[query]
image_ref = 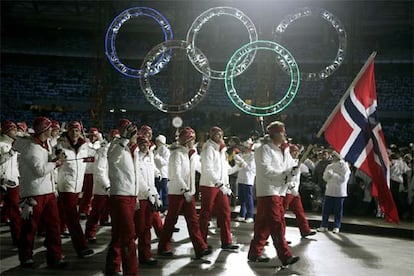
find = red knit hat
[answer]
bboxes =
[1,120,17,134]
[266,121,286,135]
[109,129,120,138]
[51,120,60,130]
[67,121,82,132]
[139,125,152,135]
[17,121,27,132]
[89,127,99,137]
[117,119,132,134]
[178,127,196,145]
[209,126,223,137]
[137,135,150,146]
[33,117,52,135]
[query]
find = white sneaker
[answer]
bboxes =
[244,218,254,223]
[332,227,340,234]
[234,216,245,222]
[317,227,328,232]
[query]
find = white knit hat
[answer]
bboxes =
[155,134,166,144]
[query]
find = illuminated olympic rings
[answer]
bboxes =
[105,7,173,78]
[186,6,258,80]
[139,40,211,113]
[224,40,300,117]
[273,7,347,81]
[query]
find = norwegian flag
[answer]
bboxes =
[322,53,399,223]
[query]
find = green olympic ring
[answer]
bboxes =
[224,40,300,116]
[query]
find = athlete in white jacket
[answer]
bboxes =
[199,126,240,250]
[15,116,66,268]
[158,127,212,258]
[105,119,139,275]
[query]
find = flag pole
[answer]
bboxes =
[316,51,377,138]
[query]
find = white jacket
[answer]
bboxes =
[168,143,200,195]
[323,159,350,197]
[200,139,239,188]
[236,151,256,186]
[135,149,158,200]
[286,161,309,196]
[107,138,138,196]
[154,144,170,178]
[56,138,89,193]
[85,140,101,174]
[93,142,110,195]
[254,140,297,197]
[15,136,56,198]
[0,134,20,184]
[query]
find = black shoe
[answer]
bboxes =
[248,255,270,263]
[282,256,300,266]
[158,250,173,257]
[302,230,317,238]
[47,259,67,269]
[60,231,70,238]
[196,247,213,258]
[78,248,94,258]
[88,237,97,244]
[100,221,111,226]
[221,243,239,250]
[139,258,157,265]
[20,259,35,268]
[173,227,180,232]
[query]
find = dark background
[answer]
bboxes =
[1,0,413,144]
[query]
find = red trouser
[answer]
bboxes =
[58,192,88,255]
[283,194,312,236]
[248,196,292,264]
[152,211,163,238]
[3,186,22,245]
[105,195,137,275]
[79,174,93,215]
[158,195,207,255]
[134,200,160,261]
[19,193,63,264]
[85,194,109,239]
[199,186,232,245]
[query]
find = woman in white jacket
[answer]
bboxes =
[317,151,351,234]
[55,121,94,258]
[158,127,212,258]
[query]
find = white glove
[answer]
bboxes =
[216,183,232,196]
[183,191,192,203]
[20,198,37,220]
[135,199,140,210]
[154,194,162,209]
[148,194,156,205]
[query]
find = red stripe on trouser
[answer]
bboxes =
[134,200,155,261]
[19,193,63,263]
[85,194,109,238]
[58,192,88,254]
[105,195,137,275]
[283,194,311,236]
[199,186,232,245]
[79,174,93,215]
[3,186,22,245]
[158,195,207,255]
[248,196,292,263]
